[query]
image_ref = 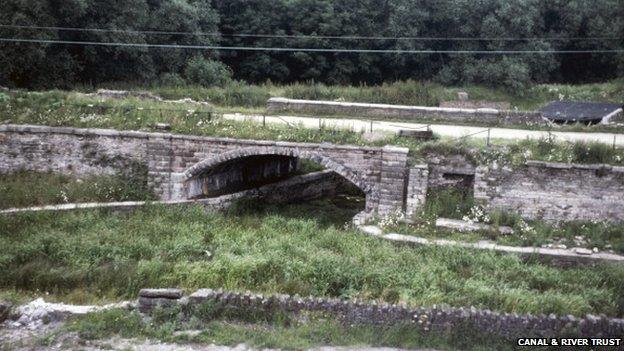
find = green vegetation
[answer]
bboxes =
[3,1,623,92]
[1,204,623,317]
[423,187,475,220]
[391,176,624,254]
[509,138,623,165]
[76,78,624,111]
[60,306,510,351]
[277,79,624,111]
[392,213,624,255]
[0,171,155,209]
[3,89,624,168]
[183,56,233,88]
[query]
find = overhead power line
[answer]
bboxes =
[1,37,623,54]
[0,24,622,42]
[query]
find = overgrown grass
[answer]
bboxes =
[393,214,624,255]
[282,80,443,106]
[87,78,624,110]
[3,89,624,167]
[62,306,511,351]
[0,171,155,209]
[393,179,624,254]
[0,90,380,146]
[423,187,474,220]
[509,138,623,165]
[1,204,623,317]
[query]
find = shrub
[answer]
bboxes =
[284,82,337,101]
[0,92,9,103]
[572,141,614,164]
[158,73,187,87]
[436,58,532,96]
[218,81,270,107]
[184,56,232,87]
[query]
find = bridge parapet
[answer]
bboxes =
[0,124,409,216]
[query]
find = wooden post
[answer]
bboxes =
[486,128,491,146]
[262,114,266,127]
[370,120,373,133]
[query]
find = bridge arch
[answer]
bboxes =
[183,146,377,211]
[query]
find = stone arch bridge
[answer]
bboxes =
[0,125,410,216]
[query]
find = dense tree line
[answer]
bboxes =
[1,0,622,91]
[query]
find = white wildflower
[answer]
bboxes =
[379,210,405,229]
[463,206,490,223]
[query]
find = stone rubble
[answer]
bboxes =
[2,298,133,330]
[435,217,513,235]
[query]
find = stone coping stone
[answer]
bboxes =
[0,124,407,154]
[268,97,538,115]
[0,199,198,215]
[382,233,624,265]
[436,218,513,235]
[358,225,383,236]
[357,225,624,266]
[525,160,624,172]
[139,288,183,299]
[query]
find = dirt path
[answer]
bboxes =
[223,113,624,146]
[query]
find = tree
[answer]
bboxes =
[184,55,232,86]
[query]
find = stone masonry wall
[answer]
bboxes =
[475,160,624,222]
[405,165,428,216]
[267,97,545,125]
[377,146,409,214]
[0,126,146,177]
[139,288,624,341]
[0,124,407,215]
[425,152,475,189]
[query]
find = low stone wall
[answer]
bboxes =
[439,100,511,110]
[138,288,624,340]
[267,97,545,125]
[475,161,624,223]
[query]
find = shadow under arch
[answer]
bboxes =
[183,146,378,213]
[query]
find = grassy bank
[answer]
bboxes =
[0,171,155,209]
[1,203,623,317]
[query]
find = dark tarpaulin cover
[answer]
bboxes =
[539,101,623,122]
